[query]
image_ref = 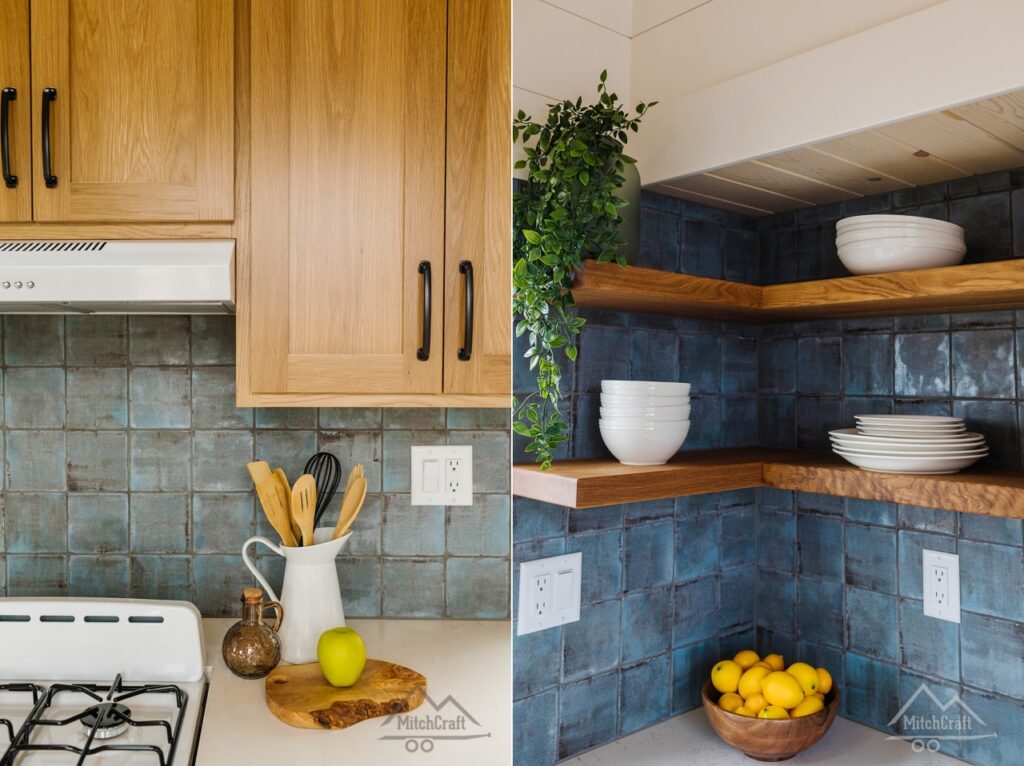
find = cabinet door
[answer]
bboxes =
[0,0,31,222]
[443,0,512,395]
[29,0,233,222]
[249,0,446,395]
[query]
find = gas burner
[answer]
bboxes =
[80,702,132,740]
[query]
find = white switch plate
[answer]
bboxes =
[517,552,581,636]
[410,446,472,506]
[923,549,960,623]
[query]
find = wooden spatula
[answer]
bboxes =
[332,476,367,540]
[273,468,301,542]
[255,476,298,547]
[247,460,273,488]
[291,474,317,547]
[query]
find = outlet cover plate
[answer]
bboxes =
[517,552,581,636]
[923,549,960,623]
[410,446,472,506]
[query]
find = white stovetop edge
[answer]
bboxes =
[565,708,965,766]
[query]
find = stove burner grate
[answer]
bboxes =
[0,683,42,744]
[80,702,132,740]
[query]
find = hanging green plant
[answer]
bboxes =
[513,71,655,469]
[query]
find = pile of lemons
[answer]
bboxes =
[710,650,833,720]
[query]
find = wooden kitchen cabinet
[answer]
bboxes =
[240,0,510,407]
[0,0,31,222]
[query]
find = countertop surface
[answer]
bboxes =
[566,709,964,765]
[196,617,511,766]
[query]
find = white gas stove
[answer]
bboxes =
[0,599,208,766]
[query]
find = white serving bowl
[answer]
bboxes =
[837,214,964,234]
[599,421,690,465]
[601,380,691,397]
[600,416,690,429]
[835,231,964,249]
[836,223,964,237]
[600,392,691,408]
[600,404,691,420]
[837,238,966,275]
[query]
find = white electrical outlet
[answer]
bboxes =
[923,549,960,623]
[517,552,581,635]
[410,446,472,506]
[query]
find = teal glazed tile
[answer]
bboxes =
[898,529,957,600]
[675,513,719,582]
[5,368,65,427]
[7,431,65,490]
[446,408,508,430]
[318,408,382,429]
[254,408,317,429]
[5,493,66,553]
[720,509,756,569]
[382,495,444,556]
[66,368,128,429]
[625,498,674,525]
[339,493,381,556]
[191,316,235,365]
[719,566,755,629]
[620,654,671,736]
[66,431,127,491]
[68,494,128,554]
[6,555,67,596]
[69,556,128,598]
[960,688,1024,766]
[193,493,255,554]
[952,329,1015,398]
[959,540,1024,621]
[843,653,899,731]
[382,559,444,617]
[336,557,382,618]
[65,316,127,366]
[631,328,679,382]
[445,557,508,618]
[757,509,795,574]
[756,570,795,634]
[624,520,673,591]
[558,671,618,759]
[567,529,621,604]
[797,514,844,580]
[129,316,190,364]
[899,504,957,535]
[192,431,253,491]
[846,587,899,661]
[130,431,190,491]
[845,523,897,593]
[845,498,897,527]
[673,576,719,646]
[562,600,622,681]
[381,430,445,492]
[131,556,191,602]
[253,429,316,482]
[621,587,672,663]
[450,430,510,493]
[797,577,843,647]
[4,316,64,365]
[961,612,1024,698]
[514,691,558,766]
[843,334,893,395]
[796,490,844,516]
[384,408,445,429]
[446,494,510,556]
[959,513,1023,546]
[129,367,190,428]
[895,332,950,397]
[672,637,717,714]
[193,555,254,616]
[514,627,562,698]
[678,335,722,394]
[318,431,382,492]
[897,671,964,760]
[130,494,189,553]
[192,367,252,428]
[899,599,960,682]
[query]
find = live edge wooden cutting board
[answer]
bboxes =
[265,660,427,729]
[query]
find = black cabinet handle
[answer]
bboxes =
[1,88,16,189]
[457,260,474,361]
[417,261,431,361]
[41,88,57,188]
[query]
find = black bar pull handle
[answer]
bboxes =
[457,260,474,361]
[1,87,16,189]
[41,87,57,188]
[417,261,431,361]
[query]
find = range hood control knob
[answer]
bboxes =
[13,281,22,289]
[26,281,33,288]
[1,282,8,289]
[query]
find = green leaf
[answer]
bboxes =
[522,229,542,245]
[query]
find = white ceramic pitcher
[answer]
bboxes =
[242,529,352,664]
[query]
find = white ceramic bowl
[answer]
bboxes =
[837,214,964,234]
[599,421,690,465]
[600,392,691,408]
[836,223,964,238]
[601,380,691,397]
[837,238,966,275]
[835,231,964,249]
[833,448,986,474]
[600,416,690,429]
[600,404,691,420]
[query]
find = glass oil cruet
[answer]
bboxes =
[221,587,285,679]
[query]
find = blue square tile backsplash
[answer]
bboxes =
[513,177,1024,765]
[0,315,510,620]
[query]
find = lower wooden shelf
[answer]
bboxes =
[513,448,1024,518]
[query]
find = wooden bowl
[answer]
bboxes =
[701,680,840,761]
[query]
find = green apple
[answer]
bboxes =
[317,627,366,687]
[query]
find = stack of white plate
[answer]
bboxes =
[830,415,988,474]
[599,380,691,465]
[836,214,966,275]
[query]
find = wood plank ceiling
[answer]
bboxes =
[651,90,1024,216]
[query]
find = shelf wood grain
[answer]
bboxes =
[513,448,1024,518]
[571,259,1024,322]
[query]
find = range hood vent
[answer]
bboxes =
[0,240,234,314]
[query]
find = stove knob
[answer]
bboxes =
[13,281,22,289]
[1,282,8,289]
[26,281,34,288]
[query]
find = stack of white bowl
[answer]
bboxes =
[599,380,691,465]
[830,415,988,474]
[836,214,966,275]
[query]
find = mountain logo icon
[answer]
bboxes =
[379,690,491,753]
[886,682,996,753]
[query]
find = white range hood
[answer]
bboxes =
[0,239,235,314]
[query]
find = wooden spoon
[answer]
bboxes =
[291,474,317,546]
[246,460,272,487]
[255,476,298,547]
[273,468,301,543]
[332,476,367,540]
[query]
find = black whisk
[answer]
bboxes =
[304,452,341,528]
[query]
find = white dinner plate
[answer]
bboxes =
[854,415,963,425]
[857,426,966,437]
[831,439,986,455]
[830,428,983,446]
[832,443,988,458]
[832,448,986,474]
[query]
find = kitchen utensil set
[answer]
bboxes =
[598,380,691,465]
[835,214,966,274]
[830,415,988,474]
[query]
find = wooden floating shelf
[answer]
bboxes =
[513,448,1024,518]
[571,259,1024,321]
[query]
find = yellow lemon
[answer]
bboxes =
[733,649,760,670]
[816,667,833,695]
[761,671,804,709]
[733,706,756,718]
[744,693,769,714]
[737,666,771,699]
[752,661,773,670]
[791,696,825,718]
[763,653,785,671]
[758,705,790,719]
[711,660,743,694]
[787,662,819,694]
[812,692,825,701]
[718,692,743,712]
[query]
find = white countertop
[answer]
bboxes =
[566,709,965,765]
[196,618,511,766]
